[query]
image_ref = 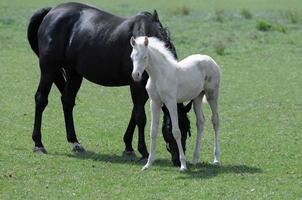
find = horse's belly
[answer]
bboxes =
[85,75,130,86]
[177,91,201,103]
[76,64,131,86]
[177,83,203,103]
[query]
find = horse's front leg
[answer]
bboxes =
[142,99,161,170]
[124,82,149,160]
[123,108,136,155]
[165,101,187,171]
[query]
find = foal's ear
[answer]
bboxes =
[130,36,136,47]
[152,10,159,22]
[144,36,149,46]
[184,100,193,113]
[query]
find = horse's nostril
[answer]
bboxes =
[132,72,140,81]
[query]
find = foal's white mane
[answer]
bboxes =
[136,37,178,65]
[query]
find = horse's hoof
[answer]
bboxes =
[122,150,136,157]
[72,143,86,153]
[33,146,47,154]
[136,157,148,164]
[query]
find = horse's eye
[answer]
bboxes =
[143,56,147,60]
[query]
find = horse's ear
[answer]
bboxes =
[184,100,193,113]
[152,10,159,22]
[130,36,136,47]
[144,36,149,46]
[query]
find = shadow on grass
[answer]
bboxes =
[178,162,262,179]
[52,150,173,168]
[52,150,262,179]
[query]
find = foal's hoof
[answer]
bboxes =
[71,143,86,153]
[141,163,151,171]
[33,146,47,154]
[213,160,221,166]
[180,167,188,172]
[122,150,136,157]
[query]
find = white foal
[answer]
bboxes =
[130,36,221,171]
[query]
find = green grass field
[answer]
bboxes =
[1,0,302,199]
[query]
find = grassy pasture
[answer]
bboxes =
[0,0,302,199]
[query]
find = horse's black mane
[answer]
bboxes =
[139,11,153,16]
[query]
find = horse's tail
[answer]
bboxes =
[27,7,52,57]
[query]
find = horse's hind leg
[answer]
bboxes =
[61,69,85,152]
[192,94,205,165]
[54,68,66,94]
[54,68,84,152]
[206,89,220,164]
[32,62,56,153]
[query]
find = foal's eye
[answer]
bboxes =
[143,56,147,60]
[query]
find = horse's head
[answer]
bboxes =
[132,10,177,59]
[148,10,177,58]
[162,101,193,166]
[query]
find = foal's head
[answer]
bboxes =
[130,36,150,82]
[162,102,192,166]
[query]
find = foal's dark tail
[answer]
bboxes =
[27,7,52,57]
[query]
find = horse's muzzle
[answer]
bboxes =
[132,71,141,82]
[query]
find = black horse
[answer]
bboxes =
[27,2,191,165]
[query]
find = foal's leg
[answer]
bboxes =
[32,62,56,153]
[206,90,220,164]
[124,82,149,160]
[142,100,161,170]
[61,70,85,152]
[166,101,187,171]
[192,94,205,165]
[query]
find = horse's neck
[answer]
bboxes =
[146,47,177,82]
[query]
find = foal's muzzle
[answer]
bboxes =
[132,71,141,82]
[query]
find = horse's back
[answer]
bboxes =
[179,54,220,77]
[38,2,121,60]
[178,54,220,96]
[194,54,220,91]
[37,3,87,60]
